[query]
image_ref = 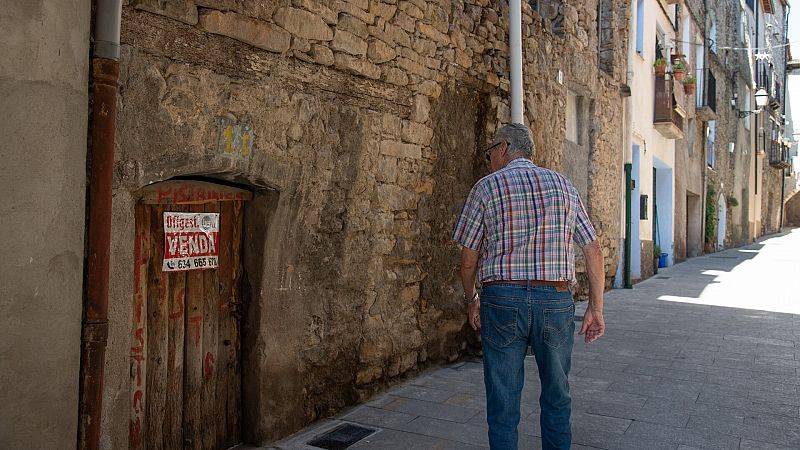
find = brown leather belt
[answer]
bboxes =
[482,280,569,291]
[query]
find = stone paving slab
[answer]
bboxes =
[262,229,800,450]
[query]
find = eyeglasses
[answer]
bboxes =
[483,141,503,162]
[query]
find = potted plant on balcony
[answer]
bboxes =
[672,61,686,81]
[727,196,739,208]
[683,75,696,95]
[654,57,667,76]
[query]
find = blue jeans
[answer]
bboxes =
[480,284,575,450]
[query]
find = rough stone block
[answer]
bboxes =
[385,23,411,47]
[418,22,449,45]
[331,29,368,56]
[410,95,430,123]
[382,67,409,86]
[399,284,420,308]
[375,184,418,211]
[395,57,431,79]
[291,36,311,53]
[395,12,417,34]
[401,121,433,145]
[370,1,397,20]
[338,13,369,38]
[425,3,449,34]
[334,52,381,79]
[273,7,333,41]
[199,10,291,53]
[336,0,376,24]
[367,38,397,63]
[376,156,398,183]
[416,80,441,98]
[292,0,338,25]
[380,140,422,159]
[311,44,335,65]
[399,1,423,19]
[382,114,402,137]
[194,0,237,11]
[133,0,198,25]
[356,366,383,385]
[343,0,369,10]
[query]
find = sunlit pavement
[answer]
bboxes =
[258,229,800,450]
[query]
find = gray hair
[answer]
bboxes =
[495,123,535,157]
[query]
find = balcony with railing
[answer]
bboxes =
[696,68,716,121]
[769,140,791,169]
[654,76,684,139]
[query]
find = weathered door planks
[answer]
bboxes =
[132,182,248,450]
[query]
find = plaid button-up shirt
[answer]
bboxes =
[452,158,597,283]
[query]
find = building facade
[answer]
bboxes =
[97,0,629,447]
[616,0,791,288]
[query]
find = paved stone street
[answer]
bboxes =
[259,229,800,450]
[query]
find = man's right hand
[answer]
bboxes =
[578,307,605,343]
[467,301,481,331]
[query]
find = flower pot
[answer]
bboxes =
[654,64,667,76]
[673,69,685,81]
[658,253,668,268]
[684,83,696,95]
[704,242,714,254]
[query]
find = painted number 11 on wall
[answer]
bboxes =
[162,212,220,272]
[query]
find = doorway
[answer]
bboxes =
[631,144,642,278]
[653,158,674,266]
[717,193,727,249]
[129,180,251,450]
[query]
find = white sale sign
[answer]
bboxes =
[162,212,220,272]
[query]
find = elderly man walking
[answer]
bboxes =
[452,123,606,449]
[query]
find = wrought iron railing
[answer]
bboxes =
[769,140,791,169]
[653,76,683,139]
[696,68,716,118]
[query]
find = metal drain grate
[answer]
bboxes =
[307,423,376,449]
[655,276,671,279]
[574,315,584,322]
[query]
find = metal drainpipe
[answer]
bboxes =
[509,0,523,123]
[778,4,790,230]
[78,1,122,449]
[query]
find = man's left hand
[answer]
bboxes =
[467,301,481,330]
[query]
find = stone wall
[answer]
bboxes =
[102,0,628,446]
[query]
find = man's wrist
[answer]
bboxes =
[463,291,479,305]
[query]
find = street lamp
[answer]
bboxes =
[738,88,769,118]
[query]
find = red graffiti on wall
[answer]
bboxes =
[189,315,202,347]
[204,352,215,380]
[129,417,142,450]
[169,289,185,320]
[156,186,246,204]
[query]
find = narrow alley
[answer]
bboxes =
[267,229,800,450]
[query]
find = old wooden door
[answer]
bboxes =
[130,180,251,450]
